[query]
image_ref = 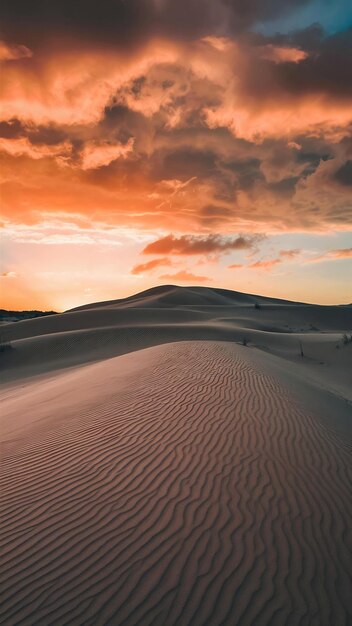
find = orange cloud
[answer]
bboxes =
[228,247,352,271]
[229,249,303,270]
[228,263,243,269]
[160,270,209,282]
[204,99,352,143]
[0,22,350,310]
[1,131,350,236]
[0,26,351,313]
[0,137,72,160]
[228,259,282,270]
[328,248,352,258]
[248,259,281,270]
[131,257,172,275]
[0,41,178,126]
[0,29,350,236]
[143,234,260,255]
[0,40,32,61]
[256,44,308,64]
[80,138,134,170]
[1,33,349,145]
[311,248,352,263]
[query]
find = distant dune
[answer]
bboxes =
[1,286,351,625]
[0,309,57,325]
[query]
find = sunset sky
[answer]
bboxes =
[1,0,351,310]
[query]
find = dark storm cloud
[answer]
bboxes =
[1,1,351,235]
[0,0,153,50]
[27,126,69,146]
[222,158,263,189]
[197,205,235,227]
[268,176,300,195]
[241,27,352,102]
[276,28,352,99]
[99,105,152,147]
[0,0,310,50]
[334,161,352,186]
[0,119,24,139]
[157,149,217,180]
[0,119,73,146]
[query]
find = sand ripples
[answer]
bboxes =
[1,342,351,625]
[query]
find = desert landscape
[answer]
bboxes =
[1,285,351,625]
[1,1,352,623]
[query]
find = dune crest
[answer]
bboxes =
[1,286,351,404]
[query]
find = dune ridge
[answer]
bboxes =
[1,286,351,404]
[1,341,351,625]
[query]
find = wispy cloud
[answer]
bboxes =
[160,270,209,283]
[143,234,262,256]
[309,248,352,263]
[0,40,32,61]
[229,247,352,270]
[131,257,172,275]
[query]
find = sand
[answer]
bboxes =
[1,286,351,625]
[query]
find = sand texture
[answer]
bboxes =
[1,286,352,625]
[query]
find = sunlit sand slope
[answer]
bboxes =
[1,341,351,626]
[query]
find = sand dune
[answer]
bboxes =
[1,286,351,402]
[1,287,352,625]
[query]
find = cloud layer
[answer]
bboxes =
[1,15,351,234]
[0,1,351,308]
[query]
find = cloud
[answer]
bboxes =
[271,28,352,100]
[2,224,127,246]
[0,132,134,170]
[228,263,243,269]
[0,1,311,50]
[0,6,351,241]
[201,29,352,141]
[0,136,72,161]
[311,248,352,263]
[229,251,299,269]
[160,269,209,283]
[1,271,17,277]
[0,40,32,61]
[1,115,350,233]
[279,248,301,258]
[255,44,308,64]
[0,41,179,126]
[0,1,153,50]
[80,138,134,170]
[131,257,172,275]
[248,259,281,270]
[142,234,261,255]
[3,23,351,141]
[334,161,352,186]
[228,247,352,270]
